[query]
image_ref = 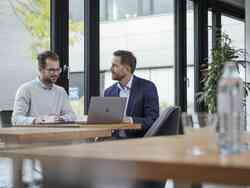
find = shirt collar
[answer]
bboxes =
[36,77,54,90]
[117,75,134,90]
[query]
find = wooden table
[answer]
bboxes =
[0,127,111,145]
[4,132,250,186]
[16,123,141,130]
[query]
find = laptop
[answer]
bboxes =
[77,97,127,124]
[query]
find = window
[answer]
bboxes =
[100,0,108,21]
[0,0,50,182]
[221,15,246,129]
[221,16,245,50]
[208,11,212,57]
[141,0,153,16]
[0,0,50,112]
[187,0,194,113]
[221,15,245,80]
[69,0,84,117]
[153,0,173,14]
[100,0,175,112]
[186,1,211,113]
[101,0,175,22]
[69,0,84,21]
[106,0,137,21]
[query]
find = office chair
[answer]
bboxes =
[136,106,181,188]
[0,110,13,127]
[144,106,181,137]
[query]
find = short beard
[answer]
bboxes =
[113,74,126,81]
[43,77,54,85]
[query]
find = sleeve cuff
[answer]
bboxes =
[13,116,35,125]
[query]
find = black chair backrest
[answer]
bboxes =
[0,110,13,127]
[144,106,181,137]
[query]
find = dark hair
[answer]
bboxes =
[113,50,136,73]
[37,51,59,69]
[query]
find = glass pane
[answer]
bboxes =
[69,0,84,117]
[186,2,210,113]
[187,66,194,113]
[153,0,174,15]
[100,0,107,21]
[0,0,50,114]
[221,15,246,129]
[107,0,137,21]
[208,11,213,59]
[187,0,194,113]
[222,16,245,50]
[101,0,175,21]
[100,0,175,112]
[151,68,174,112]
[142,0,152,16]
[222,15,245,80]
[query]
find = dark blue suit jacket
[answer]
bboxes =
[104,76,159,138]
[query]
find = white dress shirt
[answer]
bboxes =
[117,76,134,138]
[117,75,134,115]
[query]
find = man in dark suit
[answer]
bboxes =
[104,50,159,138]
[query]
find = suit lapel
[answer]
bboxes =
[126,76,138,115]
[112,84,120,96]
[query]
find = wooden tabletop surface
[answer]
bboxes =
[15,123,141,130]
[4,132,250,185]
[0,127,111,144]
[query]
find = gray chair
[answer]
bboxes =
[134,106,181,188]
[144,106,181,137]
[0,110,13,127]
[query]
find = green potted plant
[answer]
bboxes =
[197,33,250,113]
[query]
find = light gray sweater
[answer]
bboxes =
[12,78,76,125]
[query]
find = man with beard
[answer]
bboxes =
[104,50,159,138]
[12,51,76,125]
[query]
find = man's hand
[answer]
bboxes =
[53,116,65,123]
[33,115,65,124]
[122,116,133,123]
[33,116,45,124]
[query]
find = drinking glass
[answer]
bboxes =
[181,113,218,156]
